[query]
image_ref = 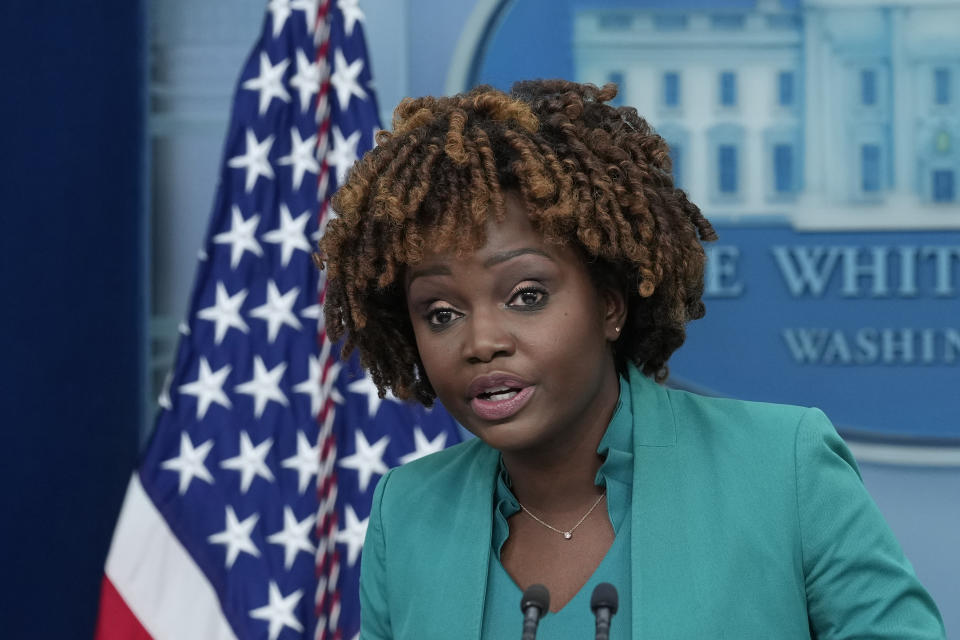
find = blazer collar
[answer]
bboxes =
[628,364,678,448]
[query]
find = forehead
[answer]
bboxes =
[418,191,547,264]
[404,193,595,293]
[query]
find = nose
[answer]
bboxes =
[461,307,515,363]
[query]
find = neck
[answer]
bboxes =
[501,373,620,514]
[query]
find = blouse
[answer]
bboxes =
[480,375,634,638]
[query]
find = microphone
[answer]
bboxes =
[590,582,619,640]
[519,583,550,640]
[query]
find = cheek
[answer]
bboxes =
[539,308,610,370]
[548,304,602,343]
[411,328,458,389]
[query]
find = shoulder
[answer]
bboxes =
[655,381,843,482]
[370,436,498,521]
[378,435,494,489]
[660,384,869,516]
[666,385,813,442]
[627,363,816,454]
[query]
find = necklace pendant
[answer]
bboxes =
[563,531,572,540]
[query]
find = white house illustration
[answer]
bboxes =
[573,0,960,229]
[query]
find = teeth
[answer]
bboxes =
[485,386,510,394]
[485,389,518,401]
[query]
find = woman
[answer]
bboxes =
[319,80,945,638]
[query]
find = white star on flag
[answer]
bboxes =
[347,373,397,418]
[266,0,292,38]
[338,430,389,492]
[399,427,450,465]
[326,125,362,185]
[338,0,365,36]
[330,48,367,110]
[282,431,320,493]
[289,49,320,112]
[228,129,275,193]
[196,282,249,344]
[208,506,261,569]
[292,355,324,418]
[277,127,319,190]
[235,356,289,418]
[267,506,316,569]
[243,52,291,115]
[160,432,215,495]
[220,431,276,493]
[300,303,321,321]
[249,581,304,640]
[250,280,303,343]
[213,206,263,269]
[178,357,232,419]
[335,505,368,567]
[262,204,312,267]
[291,0,321,33]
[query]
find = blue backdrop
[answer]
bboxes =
[0,1,145,636]
[673,226,960,440]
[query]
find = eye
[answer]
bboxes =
[425,305,462,328]
[507,286,548,309]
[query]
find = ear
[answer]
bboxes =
[600,285,627,342]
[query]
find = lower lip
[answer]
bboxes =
[470,386,535,421]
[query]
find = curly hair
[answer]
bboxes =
[319,79,716,405]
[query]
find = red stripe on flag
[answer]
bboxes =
[94,576,153,640]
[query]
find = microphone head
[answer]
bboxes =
[520,583,550,614]
[590,582,619,614]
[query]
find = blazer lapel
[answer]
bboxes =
[429,441,498,640]
[628,370,684,638]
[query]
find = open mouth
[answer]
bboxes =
[476,386,522,401]
[470,385,535,421]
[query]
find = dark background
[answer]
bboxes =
[0,1,145,636]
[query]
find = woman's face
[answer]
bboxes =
[405,192,625,455]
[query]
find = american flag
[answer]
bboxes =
[95,1,461,639]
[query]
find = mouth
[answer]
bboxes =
[476,386,522,401]
[468,382,535,422]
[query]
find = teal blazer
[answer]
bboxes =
[359,368,945,638]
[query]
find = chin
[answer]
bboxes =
[466,417,563,456]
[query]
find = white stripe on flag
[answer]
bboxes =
[105,473,237,640]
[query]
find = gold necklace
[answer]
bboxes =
[516,492,606,540]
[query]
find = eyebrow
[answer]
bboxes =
[482,247,552,268]
[406,264,452,283]
[406,247,553,285]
